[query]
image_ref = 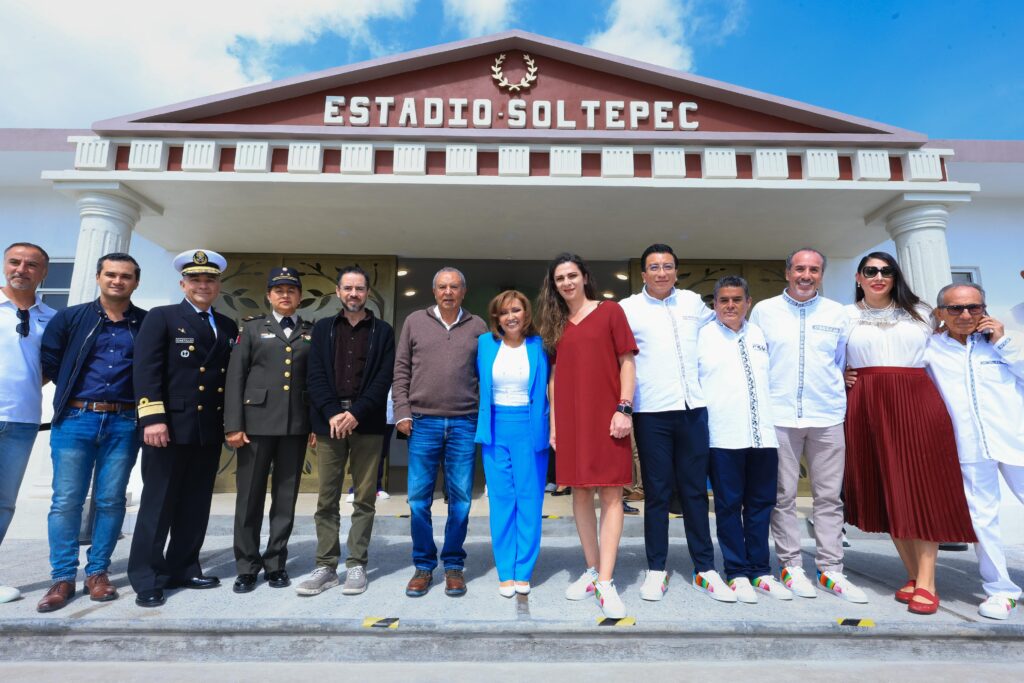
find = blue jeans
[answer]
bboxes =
[709,447,779,581]
[48,408,139,581]
[407,414,477,571]
[0,421,39,546]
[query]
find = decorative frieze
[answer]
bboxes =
[74,139,116,170]
[498,145,530,176]
[702,148,737,179]
[549,146,582,177]
[902,150,943,182]
[753,149,789,179]
[234,142,271,172]
[651,147,687,178]
[338,143,373,175]
[601,147,634,178]
[128,140,168,171]
[393,144,426,175]
[852,149,891,181]
[180,141,219,172]
[803,149,840,180]
[288,143,323,173]
[445,144,477,175]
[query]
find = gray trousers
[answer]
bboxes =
[770,424,845,573]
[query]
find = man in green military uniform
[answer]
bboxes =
[225,267,313,593]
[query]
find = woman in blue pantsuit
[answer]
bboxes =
[476,290,550,597]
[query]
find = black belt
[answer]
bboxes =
[339,399,353,409]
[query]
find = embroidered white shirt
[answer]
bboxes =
[844,303,933,368]
[749,291,847,429]
[697,320,778,450]
[620,286,714,413]
[0,291,56,424]
[924,332,1024,466]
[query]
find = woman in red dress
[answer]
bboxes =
[537,253,637,619]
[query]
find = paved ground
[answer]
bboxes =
[2,491,1023,669]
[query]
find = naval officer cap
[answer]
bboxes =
[174,249,227,277]
[267,266,302,290]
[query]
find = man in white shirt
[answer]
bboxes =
[0,242,55,604]
[620,244,730,602]
[749,248,866,603]
[698,275,792,603]
[926,283,1024,621]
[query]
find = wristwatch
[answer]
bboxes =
[616,403,633,416]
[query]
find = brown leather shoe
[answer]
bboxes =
[444,569,467,597]
[37,581,75,613]
[84,572,118,602]
[624,490,645,502]
[405,569,432,597]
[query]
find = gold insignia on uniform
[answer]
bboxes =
[137,399,166,418]
[193,250,208,265]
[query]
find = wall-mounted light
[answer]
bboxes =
[602,291,615,299]
[615,272,628,281]
[397,269,409,277]
[404,289,417,297]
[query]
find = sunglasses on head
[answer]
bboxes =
[860,266,895,279]
[939,304,986,316]
[15,308,29,338]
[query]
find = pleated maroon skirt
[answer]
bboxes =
[844,366,976,542]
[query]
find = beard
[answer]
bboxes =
[344,300,365,314]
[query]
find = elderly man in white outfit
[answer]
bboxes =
[926,282,1024,620]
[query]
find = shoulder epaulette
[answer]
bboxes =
[241,314,266,323]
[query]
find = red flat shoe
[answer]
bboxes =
[895,579,916,604]
[908,587,939,615]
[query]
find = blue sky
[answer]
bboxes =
[3,0,1021,139]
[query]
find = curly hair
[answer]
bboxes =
[855,251,926,323]
[536,252,597,351]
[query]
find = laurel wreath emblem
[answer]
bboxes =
[492,53,538,93]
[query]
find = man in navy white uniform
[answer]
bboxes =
[925,282,1024,620]
[619,244,728,602]
[749,247,867,603]
[127,249,235,607]
[698,276,791,603]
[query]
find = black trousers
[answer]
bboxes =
[633,408,713,573]
[233,434,307,574]
[127,442,220,592]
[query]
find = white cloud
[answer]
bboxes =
[443,0,515,37]
[586,0,694,71]
[0,0,415,128]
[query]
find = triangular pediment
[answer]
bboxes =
[94,30,924,143]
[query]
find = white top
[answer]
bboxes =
[432,306,464,331]
[924,332,1024,466]
[492,341,530,407]
[748,291,848,428]
[0,291,56,424]
[620,286,714,413]
[697,321,779,450]
[844,302,933,368]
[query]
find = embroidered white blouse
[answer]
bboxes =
[844,303,934,368]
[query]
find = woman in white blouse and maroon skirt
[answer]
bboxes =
[843,251,975,615]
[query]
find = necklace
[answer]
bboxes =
[855,299,905,329]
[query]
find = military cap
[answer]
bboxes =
[174,249,227,276]
[267,266,302,290]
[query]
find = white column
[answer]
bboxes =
[67,192,141,305]
[884,203,953,307]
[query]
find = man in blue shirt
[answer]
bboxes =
[38,253,146,612]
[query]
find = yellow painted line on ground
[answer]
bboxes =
[542,515,560,519]
[597,616,637,626]
[837,618,875,627]
[363,617,400,629]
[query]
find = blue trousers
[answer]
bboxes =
[481,405,547,582]
[709,447,779,581]
[48,407,139,581]
[634,409,713,572]
[0,421,39,546]
[407,414,477,572]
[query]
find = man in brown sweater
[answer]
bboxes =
[394,267,487,598]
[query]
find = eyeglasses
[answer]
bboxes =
[645,264,677,273]
[938,304,986,316]
[15,308,29,338]
[860,266,895,279]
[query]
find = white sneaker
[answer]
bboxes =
[376,490,390,500]
[595,580,626,619]
[781,566,817,599]
[344,492,355,503]
[565,567,599,600]
[752,574,793,600]
[544,482,558,493]
[640,570,669,601]
[728,576,759,603]
[817,570,868,603]
[692,570,737,603]
[978,595,1017,620]
[0,585,21,603]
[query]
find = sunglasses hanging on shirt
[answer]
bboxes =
[16,308,29,337]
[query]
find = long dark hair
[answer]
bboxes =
[536,252,598,351]
[855,251,926,323]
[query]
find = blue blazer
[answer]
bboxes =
[475,333,550,452]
